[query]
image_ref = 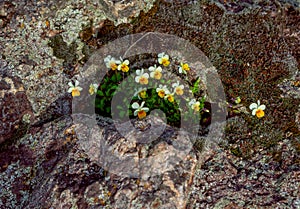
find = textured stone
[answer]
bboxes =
[0,73,33,144]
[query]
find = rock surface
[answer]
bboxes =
[0,0,299,208]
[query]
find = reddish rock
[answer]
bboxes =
[0,75,33,144]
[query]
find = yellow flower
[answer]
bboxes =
[249,100,266,118]
[89,83,99,95]
[188,99,200,112]
[165,93,175,103]
[135,69,149,85]
[104,55,121,71]
[132,101,149,119]
[67,80,83,97]
[158,52,170,67]
[149,65,163,80]
[134,87,147,99]
[172,81,184,95]
[156,85,169,98]
[118,59,130,72]
[178,62,190,74]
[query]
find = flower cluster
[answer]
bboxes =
[68,52,207,122]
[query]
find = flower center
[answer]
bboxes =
[162,58,170,67]
[72,88,80,97]
[167,95,174,103]
[121,64,129,72]
[182,63,190,71]
[138,110,147,119]
[256,109,265,118]
[110,62,118,70]
[139,91,147,98]
[175,87,183,95]
[154,71,162,79]
[158,90,165,98]
[139,76,148,85]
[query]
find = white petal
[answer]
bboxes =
[158,52,164,58]
[172,82,177,88]
[157,67,162,72]
[136,69,141,75]
[67,87,73,93]
[252,109,257,116]
[124,60,129,65]
[259,105,266,110]
[150,72,155,78]
[134,110,138,116]
[179,85,184,89]
[77,87,83,91]
[135,76,140,83]
[132,102,139,109]
[257,100,260,106]
[68,81,74,87]
[249,103,257,110]
[75,80,80,86]
[149,66,155,71]
[142,107,149,112]
[141,101,145,107]
[143,73,149,79]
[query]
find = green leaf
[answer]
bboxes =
[191,77,201,94]
[97,90,104,96]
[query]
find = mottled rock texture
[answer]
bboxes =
[0,0,299,208]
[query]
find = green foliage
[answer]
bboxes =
[95,54,210,128]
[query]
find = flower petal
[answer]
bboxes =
[252,109,257,116]
[132,102,139,109]
[68,81,74,87]
[249,103,257,110]
[75,80,80,87]
[259,105,266,110]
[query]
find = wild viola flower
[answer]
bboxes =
[132,101,149,119]
[67,80,83,97]
[178,62,190,74]
[158,52,170,67]
[118,58,130,72]
[134,87,147,99]
[135,69,149,85]
[188,99,201,112]
[249,100,266,118]
[172,81,184,95]
[165,93,175,103]
[104,55,121,71]
[89,83,99,95]
[149,65,163,80]
[156,85,169,98]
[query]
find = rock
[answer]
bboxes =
[0,73,33,144]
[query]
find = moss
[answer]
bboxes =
[48,35,78,77]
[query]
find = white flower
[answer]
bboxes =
[149,65,163,80]
[89,83,99,95]
[189,99,201,112]
[178,62,190,74]
[132,101,149,119]
[172,81,184,95]
[104,55,121,71]
[135,69,149,85]
[158,52,170,67]
[134,87,147,99]
[156,84,170,98]
[67,80,83,97]
[249,100,266,118]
